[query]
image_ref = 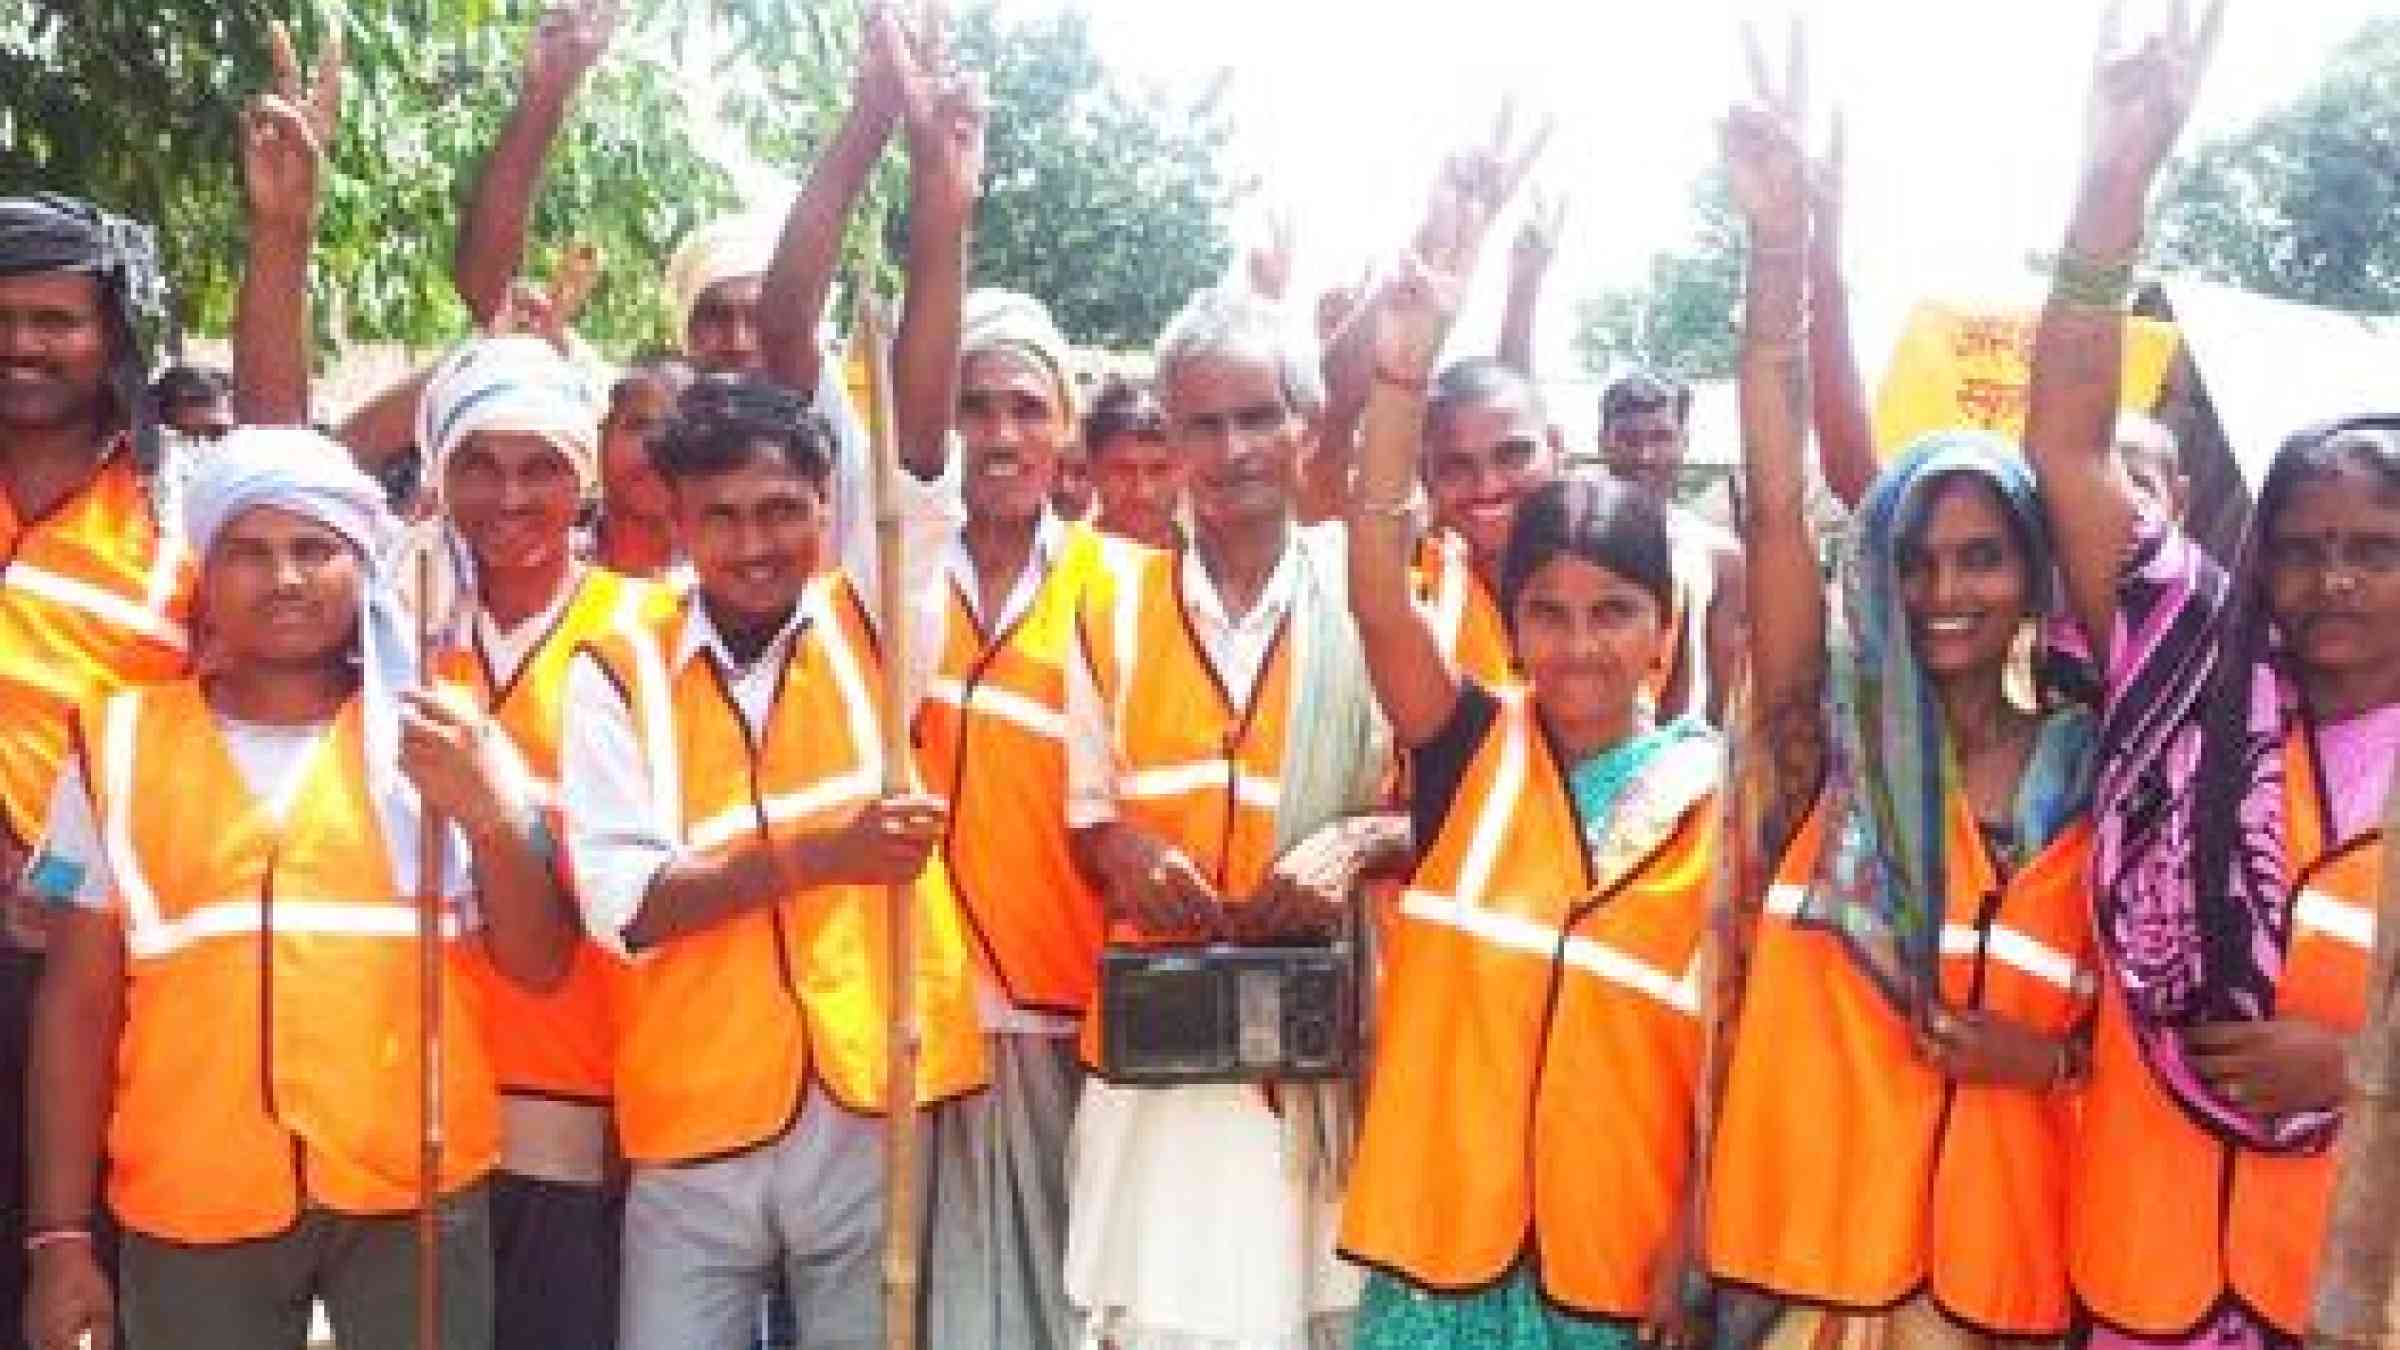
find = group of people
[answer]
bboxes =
[2,2,2394,1350]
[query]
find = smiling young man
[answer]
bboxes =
[1410,357,1559,687]
[559,376,985,1350]
[412,334,677,1350]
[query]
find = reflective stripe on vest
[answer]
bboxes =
[92,683,498,1244]
[2074,729,2379,1337]
[0,452,188,840]
[587,576,986,1164]
[453,567,676,1103]
[915,527,1110,1016]
[1710,797,2095,1335]
[1342,690,1716,1315]
[1412,531,1512,688]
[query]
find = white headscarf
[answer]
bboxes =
[184,429,459,897]
[961,288,1077,419]
[414,335,602,496]
[663,211,783,348]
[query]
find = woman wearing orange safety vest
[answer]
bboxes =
[1702,57,2100,1350]
[1334,119,1717,1350]
[2021,12,2400,1347]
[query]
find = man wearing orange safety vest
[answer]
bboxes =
[22,432,576,1350]
[910,288,1115,1349]
[560,377,985,1350]
[0,194,191,1347]
[1410,357,1554,689]
[413,334,676,1350]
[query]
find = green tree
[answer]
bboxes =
[2152,18,2400,314]
[1,1,740,348]
[1570,169,1742,379]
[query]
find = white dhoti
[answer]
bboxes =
[1064,1080,1358,1350]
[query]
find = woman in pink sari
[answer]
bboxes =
[2023,6,2400,1347]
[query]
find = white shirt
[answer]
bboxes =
[558,444,961,960]
[1062,526,1301,831]
[474,566,583,693]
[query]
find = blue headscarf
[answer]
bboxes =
[1799,430,2093,1017]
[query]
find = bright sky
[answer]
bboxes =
[1018,0,2391,374]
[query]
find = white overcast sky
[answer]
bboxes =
[1011,0,2394,369]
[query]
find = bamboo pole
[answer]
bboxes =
[853,276,923,1350]
[2307,770,2400,1348]
[413,550,446,1350]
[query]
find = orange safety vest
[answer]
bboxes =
[1342,692,1719,1319]
[0,448,187,844]
[914,524,1114,1017]
[84,682,499,1244]
[1412,530,1514,689]
[581,574,986,1165]
[1706,793,2096,1337]
[442,567,674,1102]
[2071,730,2378,1338]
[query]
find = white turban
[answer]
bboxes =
[961,288,1076,419]
[414,335,602,497]
[663,211,783,348]
[185,429,461,898]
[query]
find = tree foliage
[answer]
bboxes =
[1570,169,1742,380]
[2153,18,2400,314]
[3,0,1242,354]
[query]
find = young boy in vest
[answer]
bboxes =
[559,376,984,1350]
[413,334,677,1350]
[21,431,575,1350]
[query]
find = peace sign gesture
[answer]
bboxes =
[525,0,621,96]
[1375,103,1551,384]
[1509,189,1568,284]
[242,19,343,233]
[2082,0,2224,199]
[1722,19,1809,241]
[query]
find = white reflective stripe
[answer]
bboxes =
[101,693,163,937]
[2296,887,2376,951]
[127,897,463,961]
[808,580,887,788]
[1939,923,2086,994]
[1402,889,1699,1017]
[142,529,186,615]
[686,769,880,854]
[1453,697,1530,906]
[1118,761,1281,811]
[1765,882,1806,918]
[4,561,187,651]
[928,676,1066,743]
[624,620,682,841]
[1429,546,1466,662]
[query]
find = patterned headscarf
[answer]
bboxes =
[0,194,168,459]
[1799,431,2085,1016]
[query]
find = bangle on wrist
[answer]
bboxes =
[1355,497,1416,521]
[1373,363,1429,395]
[25,1226,92,1254]
[2051,247,2136,309]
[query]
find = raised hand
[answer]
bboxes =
[1246,207,1297,303]
[1721,20,1808,240]
[1806,108,1845,261]
[1376,102,1551,383]
[525,0,621,95]
[242,19,343,232]
[2083,0,2224,201]
[1508,189,1567,283]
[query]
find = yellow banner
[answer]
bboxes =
[1871,301,2180,456]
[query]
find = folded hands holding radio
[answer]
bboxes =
[1089,815,1409,942]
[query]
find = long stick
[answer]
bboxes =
[2308,773,2400,1348]
[855,276,923,1350]
[414,550,446,1350]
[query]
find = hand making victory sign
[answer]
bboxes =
[242,19,343,234]
[1372,101,1551,388]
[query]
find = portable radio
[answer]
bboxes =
[1097,941,1357,1084]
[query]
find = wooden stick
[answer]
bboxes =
[414,549,446,1350]
[854,274,923,1350]
[2308,771,2400,1348]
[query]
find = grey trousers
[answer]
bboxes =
[619,1085,886,1350]
[119,1184,494,1350]
[924,1031,1082,1350]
